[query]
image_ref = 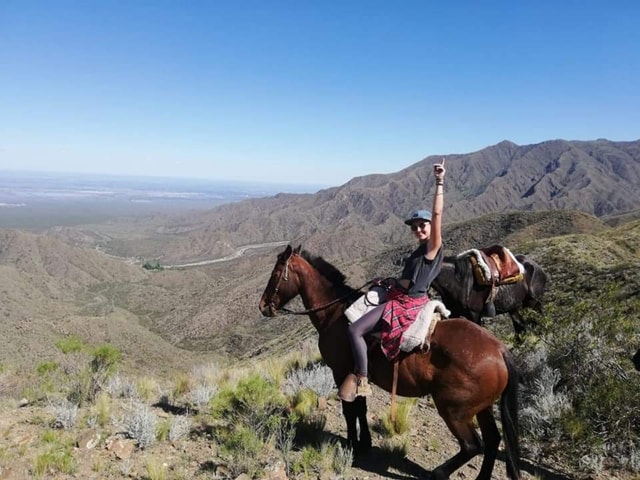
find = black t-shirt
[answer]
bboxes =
[400,244,443,297]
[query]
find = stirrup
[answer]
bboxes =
[356,377,372,397]
[338,373,357,402]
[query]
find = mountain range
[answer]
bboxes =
[1,137,640,373]
[86,138,640,264]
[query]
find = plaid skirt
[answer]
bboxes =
[380,292,429,361]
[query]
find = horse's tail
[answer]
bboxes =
[500,351,521,480]
[521,256,547,314]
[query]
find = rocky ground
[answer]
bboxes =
[2,382,630,480]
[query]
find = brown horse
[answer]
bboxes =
[259,245,521,480]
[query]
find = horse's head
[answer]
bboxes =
[259,244,303,317]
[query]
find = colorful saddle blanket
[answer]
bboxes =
[459,245,525,286]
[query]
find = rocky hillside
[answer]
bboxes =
[1,205,632,378]
[0,229,214,374]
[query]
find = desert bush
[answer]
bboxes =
[89,391,111,427]
[65,344,122,405]
[211,372,287,433]
[272,415,297,471]
[189,382,217,407]
[49,400,78,430]
[33,431,75,477]
[209,371,303,476]
[520,351,571,444]
[378,398,416,437]
[156,418,171,441]
[55,335,85,354]
[91,344,121,377]
[516,263,640,471]
[135,376,159,402]
[289,440,352,477]
[289,389,317,418]
[105,373,138,399]
[292,445,322,477]
[142,260,163,271]
[145,460,168,480]
[190,361,223,385]
[34,361,62,397]
[36,361,59,376]
[318,440,353,476]
[120,401,157,449]
[172,372,192,399]
[282,362,334,398]
[219,425,264,478]
[169,415,192,442]
[329,440,354,475]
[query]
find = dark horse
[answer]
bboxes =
[259,245,521,480]
[633,349,640,371]
[431,252,547,338]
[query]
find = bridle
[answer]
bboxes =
[266,253,373,316]
[267,253,292,314]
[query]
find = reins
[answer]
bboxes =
[277,279,374,315]
[267,253,375,315]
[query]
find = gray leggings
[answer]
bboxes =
[347,304,385,377]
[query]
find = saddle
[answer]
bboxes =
[461,245,524,286]
[338,300,450,403]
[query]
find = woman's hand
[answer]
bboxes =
[433,158,446,182]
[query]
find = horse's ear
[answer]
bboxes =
[294,244,302,255]
[283,245,293,258]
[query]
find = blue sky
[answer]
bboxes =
[1,1,638,187]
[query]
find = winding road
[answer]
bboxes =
[163,241,289,269]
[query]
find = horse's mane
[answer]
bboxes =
[300,250,357,295]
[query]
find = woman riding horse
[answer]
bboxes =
[259,245,521,479]
[347,159,446,397]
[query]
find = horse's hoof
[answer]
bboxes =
[353,442,372,456]
[358,439,372,452]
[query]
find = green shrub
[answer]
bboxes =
[379,398,416,437]
[91,344,121,375]
[142,260,163,271]
[211,372,286,431]
[33,432,75,477]
[219,425,263,477]
[517,261,640,471]
[36,362,59,376]
[55,335,85,354]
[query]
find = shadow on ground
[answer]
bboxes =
[349,444,575,480]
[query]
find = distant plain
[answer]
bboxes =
[0,170,325,230]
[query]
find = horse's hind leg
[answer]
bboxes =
[475,407,500,480]
[431,413,482,480]
[510,311,526,344]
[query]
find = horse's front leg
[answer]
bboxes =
[341,398,372,454]
[341,399,359,452]
[355,396,372,452]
